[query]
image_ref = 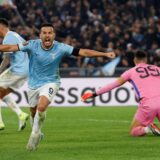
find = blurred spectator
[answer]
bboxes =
[0,0,160,76]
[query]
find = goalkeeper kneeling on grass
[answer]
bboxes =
[82,50,160,137]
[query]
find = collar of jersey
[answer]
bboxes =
[40,41,55,51]
[4,30,10,37]
[137,62,146,66]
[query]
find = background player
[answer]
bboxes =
[0,18,29,131]
[82,50,160,137]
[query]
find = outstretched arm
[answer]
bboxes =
[81,77,126,101]
[78,49,115,58]
[96,77,126,95]
[0,44,19,52]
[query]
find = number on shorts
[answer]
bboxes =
[49,88,54,95]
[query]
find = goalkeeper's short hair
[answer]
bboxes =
[135,50,147,60]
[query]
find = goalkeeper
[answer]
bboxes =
[82,50,160,137]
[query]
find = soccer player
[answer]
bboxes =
[0,18,29,131]
[82,50,160,137]
[0,23,115,150]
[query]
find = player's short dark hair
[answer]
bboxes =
[0,18,9,27]
[40,23,55,31]
[135,50,147,59]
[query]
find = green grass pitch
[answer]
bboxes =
[0,106,160,160]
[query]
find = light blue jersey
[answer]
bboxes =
[3,31,29,76]
[19,39,74,89]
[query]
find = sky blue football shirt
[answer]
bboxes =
[3,31,29,76]
[19,39,74,89]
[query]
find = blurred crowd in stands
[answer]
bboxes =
[0,0,160,76]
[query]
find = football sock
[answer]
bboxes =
[32,111,46,134]
[144,126,152,133]
[130,126,146,136]
[30,115,34,127]
[0,107,3,123]
[3,95,22,116]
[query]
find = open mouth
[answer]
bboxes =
[44,39,51,45]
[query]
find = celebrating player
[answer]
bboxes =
[0,23,115,150]
[0,18,29,131]
[82,50,160,137]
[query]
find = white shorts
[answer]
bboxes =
[27,83,60,107]
[0,68,27,90]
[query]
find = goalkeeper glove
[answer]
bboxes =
[81,91,97,102]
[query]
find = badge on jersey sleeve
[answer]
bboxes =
[23,41,29,46]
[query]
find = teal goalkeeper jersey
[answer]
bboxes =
[3,31,29,76]
[19,39,74,89]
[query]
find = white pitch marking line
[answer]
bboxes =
[80,119,130,124]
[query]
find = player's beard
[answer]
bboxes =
[43,40,53,49]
